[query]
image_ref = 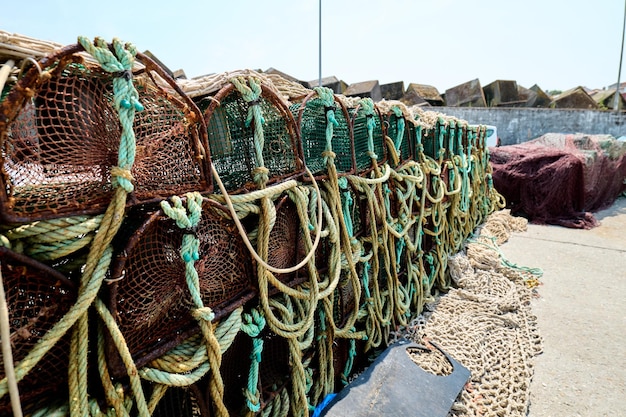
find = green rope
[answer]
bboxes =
[337,177,354,239]
[395,224,406,273]
[437,118,446,160]
[391,106,405,152]
[359,98,378,160]
[448,120,456,158]
[230,76,268,186]
[415,124,423,151]
[160,193,203,306]
[160,192,229,417]
[340,332,357,386]
[78,36,142,193]
[314,87,339,166]
[241,308,266,413]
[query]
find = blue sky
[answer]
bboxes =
[2,1,624,93]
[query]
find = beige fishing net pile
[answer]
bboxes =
[400,209,543,417]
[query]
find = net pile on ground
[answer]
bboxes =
[490,133,626,229]
[399,210,543,417]
[1,34,504,417]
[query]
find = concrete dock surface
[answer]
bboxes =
[499,197,626,417]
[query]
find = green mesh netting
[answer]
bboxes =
[290,97,354,175]
[385,113,413,164]
[351,107,385,172]
[204,88,300,192]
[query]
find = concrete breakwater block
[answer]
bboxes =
[380,81,405,101]
[320,339,471,417]
[551,87,599,109]
[590,88,626,110]
[308,76,346,94]
[344,80,382,102]
[402,83,444,107]
[518,84,552,108]
[445,78,486,107]
[528,84,552,107]
[483,79,526,107]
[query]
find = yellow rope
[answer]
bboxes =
[211,164,324,275]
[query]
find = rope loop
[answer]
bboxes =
[241,309,267,339]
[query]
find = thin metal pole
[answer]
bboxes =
[318,0,322,87]
[613,0,626,112]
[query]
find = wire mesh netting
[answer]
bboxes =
[265,198,310,287]
[218,331,252,415]
[350,102,386,173]
[0,43,211,222]
[384,111,413,166]
[107,198,255,374]
[290,92,355,177]
[0,247,77,414]
[219,329,292,415]
[201,82,304,193]
[151,386,202,417]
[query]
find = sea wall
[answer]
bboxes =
[434,107,626,145]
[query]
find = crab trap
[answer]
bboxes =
[107,197,255,375]
[290,87,356,178]
[200,76,305,193]
[0,39,211,223]
[348,98,386,174]
[0,246,77,414]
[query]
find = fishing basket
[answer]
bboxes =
[332,267,359,330]
[217,331,252,416]
[150,386,203,417]
[265,197,314,288]
[454,121,472,159]
[0,247,77,414]
[382,108,414,167]
[200,77,305,193]
[0,39,211,223]
[290,88,356,178]
[107,198,255,375]
[349,99,386,174]
[213,328,291,416]
[420,119,447,161]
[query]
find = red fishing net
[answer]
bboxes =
[490,133,626,228]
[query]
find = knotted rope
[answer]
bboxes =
[358,98,378,161]
[391,105,406,152]
[314,86,339,166]
[230,75,269,186]
[241,308,267,414]
[160,192,228,417]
